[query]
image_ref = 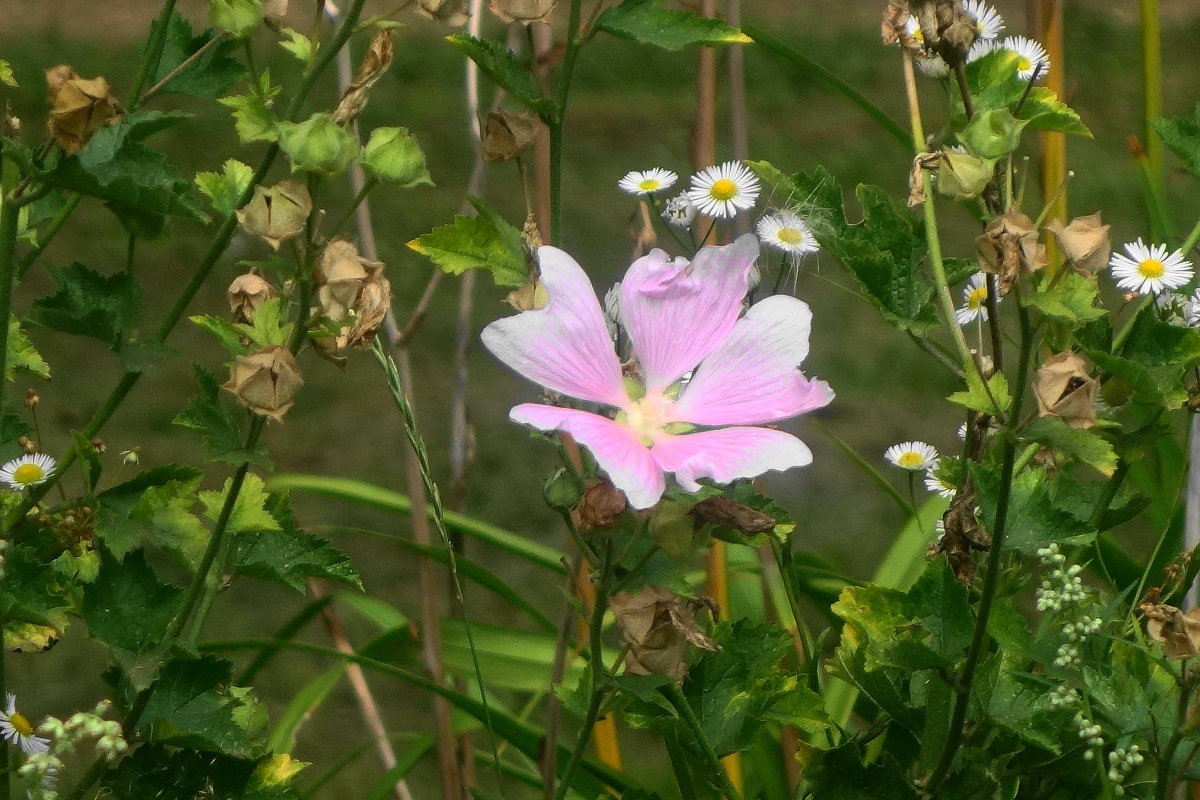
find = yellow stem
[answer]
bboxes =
[1035,0,1067,274]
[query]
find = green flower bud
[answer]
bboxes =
[210,0,264,38]
[361,127,434,187]
[277,113,359,175]
[960,107,1028,160]
[936,151,995,201]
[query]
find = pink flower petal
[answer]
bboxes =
[511,404,666,509]
[620,234,758,392]
[673,295,834,426]
[482,247,627,407]
[651,426,812,491]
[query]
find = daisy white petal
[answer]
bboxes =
[661,193,697,228]
[1002,35,1050,81]
[756,211,819,257]
[884,441,939,471]
[687,161,760,219]
[903,16,925,45]
[0,453,56,491]
[963,0,1004,40]
[955,272,998,325]
[0,694,49,755]
[966,37,997,64]
[1109,238,1194,295]
[618,168,678,196]
[925,471,956,499]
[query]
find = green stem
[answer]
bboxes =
[1181,216,1200,256]
[0,633,7,800]
[663,683,744,800]
[16,194,80,277]
[125,0,180,107]
[548,0,585,247]
[1155,669,1196,800]
[0,192,20,418]
[1141,0,1164,201]
[769,538,813,667]
[326,177,377,237]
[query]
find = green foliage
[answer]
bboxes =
[276,113,358,174]
[959,49,1091,136]
[279,28,314,63]
[95,464,209,566]
[1152,103,1200,178]
[102,745,294,800]
[210,0,263,38]
[147,11,245,98]
[0,59,15,87]
[235,492,361,592]
[200,473,279,536]
[1023,271,1106,325]
[972,462,1096,554]
[445,34,555,116]
[1024,417,1117,476]
[6,316,49,381]
[28,261,140,348]
[595,0,752,51]
[408,196,528,287]
[195,159,254,217]
[948,369,1011,415]
[174,365,272,466]
[960,108,1028,160]
[1,543,72,651]
[218,72,281,144]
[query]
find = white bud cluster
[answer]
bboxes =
[1053,617,1104,667]
[22,701,128,799]
[1037,564,1086,612]
[1074,711,1104,755]
[1047,684,1079,708]
[17,752,60,800]
[1106,745,1144,794]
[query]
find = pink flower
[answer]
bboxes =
[482,234,834,509]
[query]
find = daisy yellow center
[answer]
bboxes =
[1017,55,1033,72]
[637,178,660,191]
[776,226,806,245]
[967,286,988,310]
[896,451,926,469]
[1138,258,1165,279]
[708,178,739,201]
[12,463,44,485]
[9,712,33,737]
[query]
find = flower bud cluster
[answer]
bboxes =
[1074,711,1104,756]
[1106,745,1144,794]
[1036,545,1087,611]
[20,701,128,800]
[1047,684,1079,708]
[1054,617,1102,667]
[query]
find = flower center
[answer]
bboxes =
[1138,258,1165,279]
[967,286,988,310]
[708,178,738,201]
[896,451,926,469]
[12,463,44,485]
[9,712,33,738]
[622,392,677,444]
[637,178,660,192]
[776,226,805,246]
[1017,55,1033,72]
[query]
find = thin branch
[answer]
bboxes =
[140,31,228,103]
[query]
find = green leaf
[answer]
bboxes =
[136,655,267,758]
[218,72,281,144]
[960,49,1090,137]
[948,370,1011,415]
[28,261,140,348]
[279,28,313,62]
[84,548,181,689]
[95,468,209,566]
[147,11,245,98]
[235,296,292,348]
[210,0,263,38]
[801,742,918,800]
[0,60,15,87]
[1024,417,1117,476]
[971,462,1095,554]
[1121,304,1200,368]
[6,317,49,381]
[1152,104,1200,178]
[1090,350,1186,409]
[174,365,272,467]
[1023,270,1106,325]
[407,197,528,287]
[0,544,71,650]
[195,159,254,217]
[595,0,751,50]
[445,34,555,116]
[200,473,280,536]
[191,314,249,356]
[235,492,361,592]
[101,745,263,800]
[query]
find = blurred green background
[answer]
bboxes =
[1,0,1200,795]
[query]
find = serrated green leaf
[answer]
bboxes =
[1023,271,1106,325]
[84,548,181,689]
[595,0,751,50]
[235,296,292,348]
[218,73,280,144]
[279,27,313,62]
[972,462,1095,554]
[1024,416,1117,476]
[407,197,528,287]
[235,493,360,592]
[210,0,263,38]
[0,60,16,87]
[445,34,555,116]
[174,365,272,467]
[1153,104,1200,179]
[1121,304,1200,368]
[1089,350,1186,408]
[95,470,208,566]
[118,341,178,375]
[1,545,71,650]
[191,314,249,356]
[200,473,280,536]
[959,49,1090,137]
[147,12,244,98]
[7,317,49,381]
[948,370,1011,415]
[101,745,264,800]
[194,159,254,217]
[28,262,140,348]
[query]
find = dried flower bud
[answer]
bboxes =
[610,586,720,682]
[15,436,28,447]
[228,273,277,323]
[90,436,106,454]
[121,447,140,465]
[22,440,38,455]
[482,110,541,162]
[416,0,470,26]
[504,278,549,312]
[45,65,123,154]
[222,345,304,421]
[1044,212,1111,273]
[976,210,1046,294]
[343,274,392,349]
[488,0,557,23]
[907,151,941,207]
[332,30,394,126]
[1141,601,1200,659]
[23,388,39,410]
[690,496,776,535]
[262,0,289,29]
[908,0,977,65]
[277,112,358,175]
[236,180,312,251]
[360,127,433,187]
[881,1,915,49]
[316,239,381,322]
[574,479,628,532]
[1033,352,1097,429]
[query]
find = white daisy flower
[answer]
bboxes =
[916,54,951,78]
[0,694,49,755]
[903,16,925,46]
[1110,238,1193,295]
[661,193,697,228]
[965,37,997,64]
[924,470,956,499]
[756,211,819,258]
[963,0,1004,40]
[1002,35,1050,81]
[955,273,999,325]
[618,168,677,197]
[885,441,940,472]
[957,423,968,441]
[1186,290,1200,327]
[0,453,56,490]
[687,161,760,219]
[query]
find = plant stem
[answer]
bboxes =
[0,632,7,800]
[327,177,377,236]
[125,0,180,107]
[16,195,80,277]
[1141,0,1164,200]
[1182,216,1200,256]
[663,683,744,800]
[548,0,585,247]
[769,538,813,666]
[0,191,20,418]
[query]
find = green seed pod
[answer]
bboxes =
[277,113,359,175]
[361,127,434,187]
